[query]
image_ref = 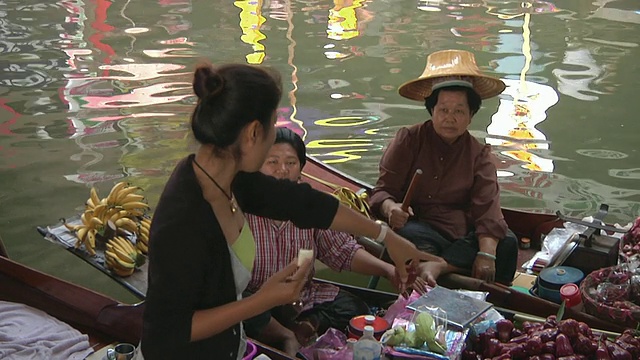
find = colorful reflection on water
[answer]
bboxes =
[1,0,640,292]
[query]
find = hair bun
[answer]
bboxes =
[193,64,224,99]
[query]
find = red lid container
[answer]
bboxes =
[560,283,582,308]
[347,315,389,340]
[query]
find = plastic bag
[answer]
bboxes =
[297,328,351,360]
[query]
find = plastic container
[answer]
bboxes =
[560,283,584,311]
[537,266,584,304]
[352,325,382,360]
[243,340,257,360]
[348,315,389,340]
[519,237,531,249]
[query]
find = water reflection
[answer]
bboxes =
[2,0,640,295]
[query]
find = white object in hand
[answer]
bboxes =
[297,249,313,266]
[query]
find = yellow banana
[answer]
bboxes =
[140,218,151,231]
[87,228,96,250]
[108,209,129,224]
[106,181,128,205]
[136,240,148,254]
[113,246,135,264]
[114,186,142,204]
[81,211,91,226]
[89,187,101,208]
[61,218,80,232]
[105,251,135,269]
[90,216,104,228]
[76,226,89,245]
[86,197,96,209]
[91,204,107,220]
[121,201,149,211]
[126,209,146,217]
[112,266,135,277]
[119,194,145,206]
[139,226,149,238]
[107,238,126,253]
[115,217,139,233]
[114,236,136,254]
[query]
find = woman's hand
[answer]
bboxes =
[256,257,313,308]
[472,255,495,283]
[385,231,445,292]
[390,264,429,298]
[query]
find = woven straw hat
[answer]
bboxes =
[398,50,506,101]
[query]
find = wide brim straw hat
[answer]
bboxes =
[398,50,506,101]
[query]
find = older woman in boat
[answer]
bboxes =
[141,62,440,359]
[243,127,421,356]
[369,50,519,286]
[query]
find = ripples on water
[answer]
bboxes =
[0,0,639,297]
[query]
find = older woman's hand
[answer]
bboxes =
[472,255,495,283]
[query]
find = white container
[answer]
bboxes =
[352,325,382,360]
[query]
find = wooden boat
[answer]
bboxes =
[0,155,628,359]
[299,156,628,334]
[0,236,297,359]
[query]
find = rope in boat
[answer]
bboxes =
[302,171,373,219]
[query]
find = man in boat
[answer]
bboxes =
[369,49,519,286]
[243,127,415,355]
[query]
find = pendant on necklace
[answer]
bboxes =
[230,196,237,213]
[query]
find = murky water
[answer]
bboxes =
[1,0,639,301]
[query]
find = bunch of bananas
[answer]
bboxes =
[104,236,145,277]
[63,181,150,255]
[136,216,151,254]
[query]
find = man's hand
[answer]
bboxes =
[471,255,495,283]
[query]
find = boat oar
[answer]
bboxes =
[400,169,423,214]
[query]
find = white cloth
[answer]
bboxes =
[0,300,93,360]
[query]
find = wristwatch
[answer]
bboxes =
[374,220,389,244]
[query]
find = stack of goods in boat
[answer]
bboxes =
[60,181,152,277]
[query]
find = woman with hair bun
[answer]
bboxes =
[141,63,441,359]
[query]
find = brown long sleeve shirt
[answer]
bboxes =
[369,120,508,241]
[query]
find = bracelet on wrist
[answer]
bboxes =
[477,251,496,261]
[374,220,388,244]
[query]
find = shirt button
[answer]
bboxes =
[434,175,438,180]
[439,157,444,161]
[229,352,234,357]
[233,329,237,335]
[428,195,432,199]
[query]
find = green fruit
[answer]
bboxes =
[403,330,423,348]
[413,312,436,342]
[382,326,406,346]
[426,337,447,354]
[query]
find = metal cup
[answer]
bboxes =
[106,343,136,360]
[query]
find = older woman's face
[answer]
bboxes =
[431,90,473,144]
[260,142,301,182]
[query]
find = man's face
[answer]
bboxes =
[260,142,301,182]
[431,90,473,144]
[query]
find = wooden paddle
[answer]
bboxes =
[401,169,422,212]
